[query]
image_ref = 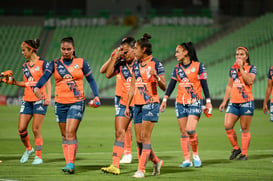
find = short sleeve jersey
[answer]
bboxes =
[267,66,273,102]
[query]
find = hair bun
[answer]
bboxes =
[142,33,152,40]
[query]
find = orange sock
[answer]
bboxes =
[180,136,191,161]
[188,131,198,156]
[19,131,32,151]
[62,139,68,164]
[241,132,251,156]
[137,142,142,162]
[67,139,78,164]
[150,148,160,164]
[112,140,124,168]
[34,138,43,158]
[124,122,132,155]
[138,144,151,172]
[225,128,239,149]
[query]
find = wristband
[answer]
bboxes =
[162,98,167,102]
[157,76,161,82]
[206,98,211,104]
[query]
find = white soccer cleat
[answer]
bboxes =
[152,160,164,176]
[193,155,202,168]
[20,148,34,163]
[132,170,145,178]
[179,160,193,168]
[120,154,132,164]
[32,156,43,165]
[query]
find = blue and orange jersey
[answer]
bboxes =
[132,55,165,105]
[22,57,48,102]
[51,57,87,104]
[267,65,273,102]
[115,61,134,106]
[171,61,207,104]
[229,63,257,103]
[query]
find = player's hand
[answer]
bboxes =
[124,107,130,118]
[44,96,51,106]
[205,102,213,114]
[160,101,166,112]
[263,103,269,115]
[219,102,225,112]
[93,96,101,104]
[34,87,44,99]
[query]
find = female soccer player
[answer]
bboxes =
[160,42,212,168]
[263,65,273,122]
[34,37,100,174]
[125,33,166,178]
[101,37,136,175]
[100,38,134,165]
[219,46,256,160]
[3,39,51,165]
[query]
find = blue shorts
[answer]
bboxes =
[55,101,85,123]
[134,103,159,124]
[175,100,202,119]
[270,102,273,122]
[20,100,48,115]
[116,104,133,119]
[114,95,121,114]
[226,101,255,116]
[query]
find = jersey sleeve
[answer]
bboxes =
[249,65,257,75]
[42,60,49,72]
[45,61,55,73]
[82,60,92,77]
[171,66,177,80]
[198,63,207,80]
[267,67,273,80]
[156,61,165,76]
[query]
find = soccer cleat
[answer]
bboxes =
[237,154,248,160]
[62,162,75,174]
[120,154,132,164]
[229,148,241,160]
[32,156,43,165]
[132,170,145,178]
[152,160,164,176]
[101,164,120,175]
[179,160,193,168]
[20,148,34,163]
[193,155,202,168]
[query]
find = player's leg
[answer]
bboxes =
[224,103,240,160]
[187,115,200,167]
[120,121,133,164]
[18,101,34,163]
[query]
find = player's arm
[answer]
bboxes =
[13,80,25,87]
[83,60,99,98]
[240,65,256,85]
[152,61,166,91]
[219,78,232,111]
[125,72,135,117]
[34,61,54,99]
[100,57,111,74]
[263,79,272,113]
[160,78,177,112]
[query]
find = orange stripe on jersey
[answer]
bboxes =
[133,56,160,105]
[175,61,202,104]
[54,57,85,104]
[115,74,122,97]
[23,57,47,102]
[230,63,255,103]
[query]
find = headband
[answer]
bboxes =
[22,42,38,51]
[237,46,248,55]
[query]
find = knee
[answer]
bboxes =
[115,129,125,139]
[32,127,40,136]
[18,128,27,133]
[180,128,187,136]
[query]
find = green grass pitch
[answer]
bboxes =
[0,105,272,181]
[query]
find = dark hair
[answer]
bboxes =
[23,39,40,53]
[61,36,75,56]
[180,42,199,62]
[121,37,136,48]
[136,33,152,55]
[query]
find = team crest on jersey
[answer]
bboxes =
[191,67,196,72]
[28,77,34,82]
[74,64,79,69]
[127,77,132,82]
[63,74,72,79]
[182,78,189,82]
[234,79,240,83]
[35,66,40,71]
[136,77,142,82]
